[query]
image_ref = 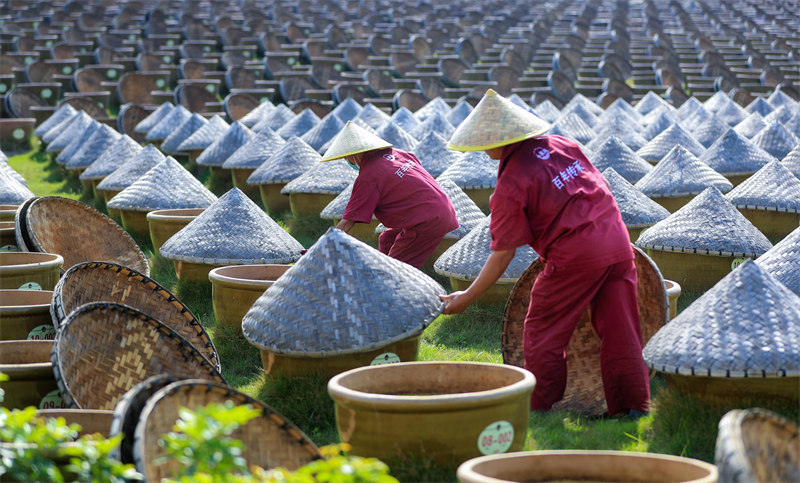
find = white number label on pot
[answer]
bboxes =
[19,282,42,290]
[731,258,749,270]
[477,420,514,455]
[28,324,56,340]
[39,390,68,410]
[370,352,401,365]
[0,245,17,252]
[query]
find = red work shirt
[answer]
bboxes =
[343,148,458,231]
[490,135,633,272]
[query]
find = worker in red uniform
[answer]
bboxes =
[321,121,458,268]
[440,90,650,418]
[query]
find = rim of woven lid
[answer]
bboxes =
[25,196,150,275]
[643,260,800,377]
[448,89,550,152]
[319,181,359,219]
[51,302,226,409]
[755,226,800,295]
[725,160,800,212]
[51,261,220,370]
[320,121,392,162]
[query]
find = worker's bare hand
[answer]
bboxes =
[439,291,471,314]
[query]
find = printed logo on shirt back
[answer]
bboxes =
[383,154,396,161]
[534,147,550,160]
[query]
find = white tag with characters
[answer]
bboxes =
[477,420,514,455]
[370,352,401,365]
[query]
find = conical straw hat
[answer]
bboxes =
[447,89,550,151]
[320,120,392,162]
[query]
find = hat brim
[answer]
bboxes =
[320,144,391,162]
[447,128,549,152]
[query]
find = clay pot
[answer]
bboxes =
[723,174,750,187]
[646,250,739,293]
[456,450,718,483]
[99,189,123,219]
[422,237,456,269]
[289,193,337,217]
[147,208,204,251]
[209,264,291,331]
[0,340,60,409]
[173,260,227,283]
[665,374,800,407]
[0,289,55,341]
[737,209,799,241]
[0,252,64,290]
[450,278,515,305]
[230,168,259,199]
[665,280,681,320]
[36,409,114,437]
[335,218,379,243]
[0,220,17,249]
[119,209,151,238]
[259,183,290,213]
[652,195,695,213]
[327,361,536,466]
[0,204,19,222]
[463,188,493,212]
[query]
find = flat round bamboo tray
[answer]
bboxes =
[12,197,36,252]
[289,193,338,217]
[738,209,800,241]
[133,379,320,481]
[52,302,226,410]
[209,264,291,332]
[0,340,59,409]
[0,289,54,341]
[501,246,668,416]
[22,196,149,275]
[0,252,63,290]
[259,183,290,213]
[146,208,204,251]
[52,261,220,370]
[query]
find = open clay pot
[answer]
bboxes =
[738,209,799,241]
[0,204,19,222]
[209,264,291,331]
[0,340,61,409]
[0,252,63,290]
[259,183,290,213]
[118,209,152,238]
[289,193,337,217]
[665,280,681,320]
[36,409,114,436]
[450,277,516,305]
[147,208,204,251]
[0,221,17,249]
[0,289,54,341]
[646,250,740,293]
[230,168,260,199]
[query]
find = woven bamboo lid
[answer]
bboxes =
[446,99,474,127]
[532,100,562,123]
[641,109,679,140]
[715,408,800,483]
[242,228,445,356]
[97,145,166,192]
[160,113,208,155]
[352,103,391,130]
[767,89,796,109]
[755,227,800,296]
[247,137,321,185]
[52,302,225,409]
[176,115,230,152]
[725,160,800,212]
[376,122,418,152]
[604,98,643,123]
[33,103,76,137]
[331,97,363,122]
[560,102,598,129]
[0,161,27,187]
[745,97,774,117]
[411,131,463,178]
[133,102,173,134]
[643,260,800,378]
[64,124,121,170]
[0,169,34,205]
[196,121,254,167]
[319,181,361,220]
[107,157,218,212]
[252,104,296,133]
[785,111,800,137]
[414,97,452,123]
[159,188,304,265]
[43,111,91,147]
[436,150,498,190]
[564,94,603,116]
[635,187,773,257]
[681,105,715,132]
[703,91,730,114]
[133,379,319,480]
[635,145,733,197]
[52,261,219,370]
[590,136,653,183]
[635,91,671,116]
[435,178,487,239]
[55,120,100,164]
[434,215,538,282]
[388,106,421,133]
[603,168,670,229]
[764,105,794,126]
[222,127,287,170]
[280,156,357,195]
[547,112,595,145]
[145,105,192,142]
[751,121,799,160]
[590,114,647,152]
[700,129,777,176]
[676,97,704,119]
[637,123,706,162]
[276,108,320,139]
[301,113,346,152]
[410,111,455,140]
[783,144,800,177]
[715,101,747,127]
[239,100,276,127]
[80,136,143,182]
[692,115,730,149]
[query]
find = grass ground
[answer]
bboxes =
[7,144,799,482]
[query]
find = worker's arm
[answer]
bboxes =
[336,219,356,233]
[439,248,515,314]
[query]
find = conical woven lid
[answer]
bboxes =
[44,111,91,146]
[436,150,498,189]
[252,104,296,133]
[676,97,704,119]
[107,157,218,212]
[414,97,451,123]
[635,91,670,115]
[635,187,772,257]
[784,110,800,138]
[352,103,391,130]
[389,106,421,133]
[446,99,474,127]
[767,89,797,109]
[635,145,732,197]
[602,167,669,229]
[160,113,208,154]
[598,99,642,124]
[692,114,729,148]
[716,100,747,127]
[448,89,550,151]
[80,136,143,181]
[560,102,598,129]
[0,161,26,186]
[239,100,276,127]
[97,144,166,191]
[34,103,76,137]
[376,121,417,151]
[331,97,363,123]
[301,113,345,152]
[745,97,774,116]
[146,105,191,141]
[564,93,603,116]
[0,169,34,204]
[196,122,254,167]
[56,120,100,165]
[159,188,304,265]
[637,123,706,162]
[751,121,799,160]
[782,144,800,177]
[436,178,486,239]
[532,99,562,123]
[411,131,463,178]
[508,94,532,111]
[320,120,391,162]
[276,108,320,139]
[591,136,653,183]
[702,91,731,114]
[700,129,777,176]
[756,226,800,296]
[410,111,456,140]
[247,137,321,185]
[734,112,766,139]
[242,227,445,356]
[681,105,713,132]
[434,215,538,281]
[319,181,363,220]
[177,115,230,151]
[641,108,678,140]
[281,156,357,194]
[134,102,173,133]
[764,105,794,126]
[547,112,595,144]
[586,116,647,152]
[643,260,800,377]
[725,160,800,212]
[64,124,121,170]
[222,127,287,169]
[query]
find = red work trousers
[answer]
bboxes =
[523,258,651,416]
[378,223,448,269]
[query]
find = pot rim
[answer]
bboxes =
[664,279,681,296]
[327,361,535,410]
[0,289,53,312]
[208,264,291,288]
[456,450,719,483]
[146,208,205,221]
[0,252,64,272]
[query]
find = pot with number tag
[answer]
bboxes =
[0,252,63,290]
[0,289,55,341]
[0,340,61,409]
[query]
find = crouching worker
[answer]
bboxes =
[321,121,458,269]
[439,90,650,419]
